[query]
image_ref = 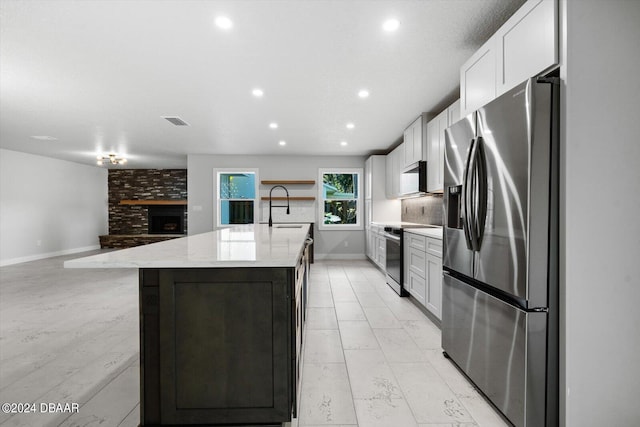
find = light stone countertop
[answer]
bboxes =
[64,224,311,269]
[404,227,443,240]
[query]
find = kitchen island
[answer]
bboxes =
[65,224,312,426]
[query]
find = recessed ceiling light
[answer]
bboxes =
[279,141,286,146]
[358,89,370,98]
[31,135,57,141]
[340,141,348,147]
[215,15,233,30]
[382,18,400,32]
[269,122,278,129]
[252,88,264,97]
[346,123,355,129]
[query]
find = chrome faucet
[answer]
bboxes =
[268,185,290,227]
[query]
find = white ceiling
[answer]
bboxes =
[0,0,525,169]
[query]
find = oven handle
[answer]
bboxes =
[383,233,401,242]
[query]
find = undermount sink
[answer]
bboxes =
[274,225,303,229]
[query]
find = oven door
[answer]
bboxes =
[384,232,402,295]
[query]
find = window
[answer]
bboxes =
[318,168,363,230]
[215,170,258,227]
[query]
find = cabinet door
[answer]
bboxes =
[460,37,496,117]
[385,153,393,199]
[155,268,291,425]
[448,99,461,126]
[376,234,386,268]
[404,116,425,168]
[366,229,375,261]
[426,118,439,191]
[394,145,404,197]
[365,157,372,200]
[495,0,558,95]
[427,111,447,193]
[413,117,423,164]
[403,127,413,168]
[436,110,448,191]
[408,270,427,306]
[387,145,403,198]
[425,252,443,320]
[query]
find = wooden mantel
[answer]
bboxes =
[119,200,187,206]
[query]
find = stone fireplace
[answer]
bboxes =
[99,169,188,248]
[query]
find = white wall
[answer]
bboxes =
[187,154,367,258]
[0,149,108,266]
[561,1,640,426]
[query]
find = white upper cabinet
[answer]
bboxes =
[460,0,558,117]
[385,144,404,199]
[403,115,425,168]
[495,0,558,96]
[367,155,400,221]
[426,100,459,193]
[460,38,497,117]
[448,99,461,126]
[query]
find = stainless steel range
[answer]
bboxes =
[382,226,406,296]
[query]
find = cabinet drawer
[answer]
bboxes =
[406,233,427,251]
[426,237,442,257]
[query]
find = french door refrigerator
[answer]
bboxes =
[442,77,559,427]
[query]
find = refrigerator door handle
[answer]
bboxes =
[462,137,476,251]
[474,136,488,248]
[466,137,481,251]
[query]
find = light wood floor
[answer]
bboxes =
[0,252,508,427]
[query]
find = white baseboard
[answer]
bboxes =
[0,245,101,267]
[314,253,367,261]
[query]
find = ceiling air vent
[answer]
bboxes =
[162,116,190,126]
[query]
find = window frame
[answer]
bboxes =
[318,167,363,231]
[214,168,260,228]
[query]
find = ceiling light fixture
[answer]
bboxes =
[252,88,264,97]
[382,18,400,32]
[215,16,233,30]
[346,123,355,129]
[279,141,286,146]
[269,122,278,129]
[96,153,127,166]
[358,89,370,98]
[340,141,348,147]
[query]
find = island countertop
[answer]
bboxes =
[64,223,311,269]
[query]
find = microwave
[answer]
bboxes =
[400,161,427,196]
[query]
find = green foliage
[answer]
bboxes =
[323,173,357,196]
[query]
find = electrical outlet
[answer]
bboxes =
[344,241,349,247]
[36,240,42,247]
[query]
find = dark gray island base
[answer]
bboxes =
[139,261,308,426]
[64,224,312,426]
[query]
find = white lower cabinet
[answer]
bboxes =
[425,252,442,319]
[367,224,386,270]
[404,231,443,319]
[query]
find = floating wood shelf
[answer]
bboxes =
[119,200,187,206]
[260,196,315,201]
[261,180,315,185]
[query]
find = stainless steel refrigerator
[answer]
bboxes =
[442,77,559,427]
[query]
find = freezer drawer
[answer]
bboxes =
[442,273,549,427]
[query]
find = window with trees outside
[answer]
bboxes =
[318,168,363,230]
[215,170,258,227]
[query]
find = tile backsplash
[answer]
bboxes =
[401,195,443,225]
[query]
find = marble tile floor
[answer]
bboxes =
[0,252,510,427]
